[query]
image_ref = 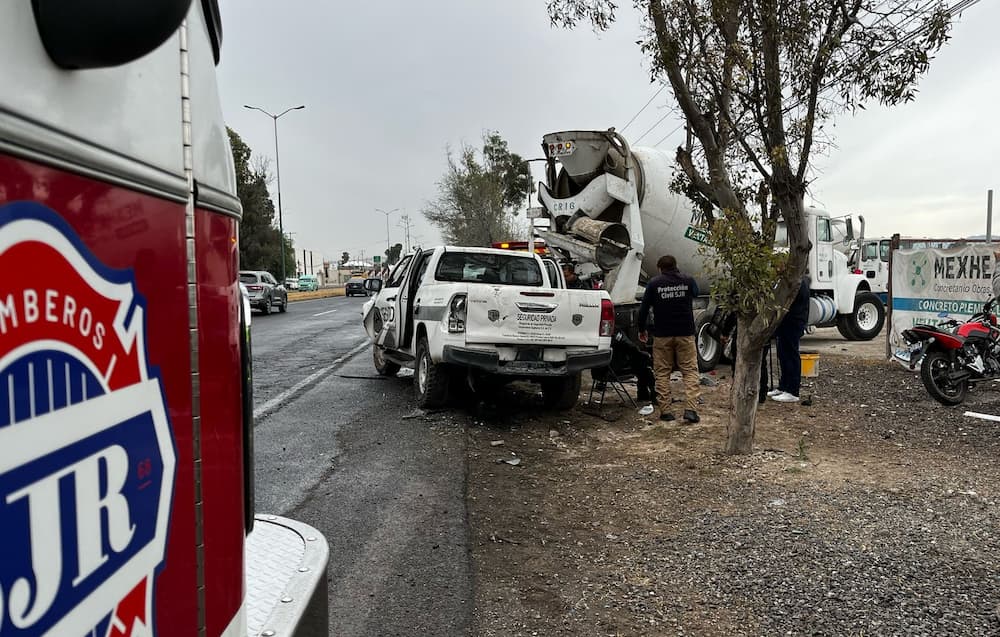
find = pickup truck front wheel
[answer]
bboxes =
[415,337,450,408]
[373,346,400,377]
[541,373,582,411]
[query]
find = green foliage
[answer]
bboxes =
[701,209,787,318]
[385,243,403,266]
[423,131,533,246]
[228,127,295,278]
[547,0,951,453]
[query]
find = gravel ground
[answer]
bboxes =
[466,355,1000,636]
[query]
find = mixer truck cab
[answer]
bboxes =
[530,129,887,372]
[361,246,613,410]
[775,207,886,342]
[0,2,328,635]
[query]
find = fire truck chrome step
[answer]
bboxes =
[246,515,330,636]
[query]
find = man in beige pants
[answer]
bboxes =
[637,255,700,423]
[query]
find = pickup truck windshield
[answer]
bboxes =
[436,252,543,286]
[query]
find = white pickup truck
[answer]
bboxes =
[362,246,614,409]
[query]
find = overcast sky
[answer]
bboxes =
[217,0,999,264]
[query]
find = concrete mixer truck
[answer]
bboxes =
[530,129,885,370]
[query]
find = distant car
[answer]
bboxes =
[298,274,320,291]
[284,277,300,290]
[345,277,367,297]
[239,270,287,314]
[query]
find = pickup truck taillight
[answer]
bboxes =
[448,294,467,333]
[600,298,615,337]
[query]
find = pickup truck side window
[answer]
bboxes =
[413,251,433,287]
[385,255,413,288]
[543,260,560,288]
[435,252,543,286]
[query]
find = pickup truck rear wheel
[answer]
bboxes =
[541,373,582,411]
[373,346,400,377]
[415,337,450,408]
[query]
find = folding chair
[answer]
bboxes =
[587,366,638,409]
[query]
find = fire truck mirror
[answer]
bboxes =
[32,0,194,70]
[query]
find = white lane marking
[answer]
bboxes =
[313,309,338,317]
[253,339,370,420]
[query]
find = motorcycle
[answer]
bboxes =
[902,298,1000,405]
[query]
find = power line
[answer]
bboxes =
[621,84,667,133]
[632,111,677,144]
[653,122,686,148]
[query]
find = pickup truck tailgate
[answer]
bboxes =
[465,286,603,347]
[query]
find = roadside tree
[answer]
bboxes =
[547,0,951,453]
[423,131,533,246]
[228,127,296,277]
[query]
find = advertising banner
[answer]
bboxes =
[889,244,995,366]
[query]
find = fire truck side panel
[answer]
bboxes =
[195,209,246,636]
[187,3,240,208]
[0,3,185,183]
[0,153,200,633]
[187,2,247,629]
[0,10,202,633]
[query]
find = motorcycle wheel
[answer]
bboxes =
[919,350,968,406]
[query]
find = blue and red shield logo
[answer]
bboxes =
[0,203,176,636]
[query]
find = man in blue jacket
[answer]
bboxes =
[638,255,700,423]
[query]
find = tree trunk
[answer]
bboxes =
[725,319,767,455]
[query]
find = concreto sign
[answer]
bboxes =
[889,244,996,367]
[0,203,176,636]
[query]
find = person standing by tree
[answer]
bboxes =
[770,275,812,403]
[638,255,700,423]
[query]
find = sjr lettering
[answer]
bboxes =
[1,445,135,629]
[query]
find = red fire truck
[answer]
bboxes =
[0,1,328,635]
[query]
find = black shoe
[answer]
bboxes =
[683,410,700,424]
[659,412,675,422]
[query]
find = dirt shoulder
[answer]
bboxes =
[288,287,345,302]
[467,337,1000,636]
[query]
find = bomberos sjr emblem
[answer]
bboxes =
[0,203,176,637]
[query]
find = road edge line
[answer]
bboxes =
[253,339,371,421]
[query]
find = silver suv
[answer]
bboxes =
[238,270,288,314]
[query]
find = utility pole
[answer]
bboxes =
[243,103,306,282]
[285,232,297,277]
[375,208,399,257]
[398,212,413,254]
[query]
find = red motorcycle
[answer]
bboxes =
[902,299,1000,405]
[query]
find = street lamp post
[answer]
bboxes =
[375,207,400,263]
[243,103,305,282]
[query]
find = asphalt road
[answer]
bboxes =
[249,295,472,636]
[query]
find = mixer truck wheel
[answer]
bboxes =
[695,313,722,372]
[842,291,885,341]
[835,316,858,340]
